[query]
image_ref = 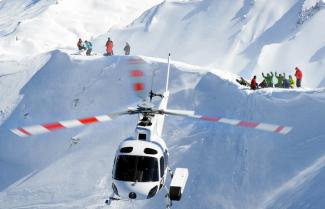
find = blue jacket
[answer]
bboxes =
[85,41,92,49]
[284,78,290,88]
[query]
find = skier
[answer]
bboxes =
[124,42,130,55]
[251,75,257,90]
[259,79,268,88]
[262,72,274,87]
[236,77,250,87]
[295,67,303,87]
[84,40,92,56]
[275,72,284,88]
[105,37,114,56]
[289,75,295,88]
[77,38,86,51]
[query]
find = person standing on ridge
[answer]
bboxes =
[251,75,257,90]
[124,42,130,55]
[105,37,114,56]
[84,40,92,56]
[295,67,303,87]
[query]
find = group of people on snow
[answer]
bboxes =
[77,37,130,56]
[77,38,93,56]
[237,67,303,90]
[77,38,305,90]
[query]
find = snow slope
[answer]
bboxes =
[1,51,325,209]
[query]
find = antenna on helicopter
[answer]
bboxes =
[149,68,162,102]
[149,53,171,102]
[165,53,171,93]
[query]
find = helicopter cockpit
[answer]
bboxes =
[114,155,159,182]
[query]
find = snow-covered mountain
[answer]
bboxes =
[0,0,162,57]
[1,0,325,209]
[95,0,325,88]
[1,0,325,86]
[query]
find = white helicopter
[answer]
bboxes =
[10,54,292,209]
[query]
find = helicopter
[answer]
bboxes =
[10,54,292,209]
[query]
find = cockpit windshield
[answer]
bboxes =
[114,155,159,182]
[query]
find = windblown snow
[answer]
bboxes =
[1,0,325,209]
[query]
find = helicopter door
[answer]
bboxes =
[160,156,165,177]
[159,156,165,189]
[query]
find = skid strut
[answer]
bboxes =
[105,195,120,206]
[164,185,172,209]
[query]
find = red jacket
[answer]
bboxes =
[106,41,113,53]
[77,40,83,49]
[251,78,257,89]
[295,68,303,80]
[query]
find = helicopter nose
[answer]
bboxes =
[113,180,159,200]
[129,192,137,199]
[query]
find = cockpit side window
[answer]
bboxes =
[144,148,158,155]
[160,156,164,177]
[120,147,133,153]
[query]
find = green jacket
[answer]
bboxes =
[275,72,284,87]
[262,72,274,86]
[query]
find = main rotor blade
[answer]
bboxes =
[128,57,148,101]
[10,110,133,137]
[163,109,292,135]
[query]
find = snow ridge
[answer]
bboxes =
[298,0,325,25]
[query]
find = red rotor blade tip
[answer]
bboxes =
[133,83,144,92]
[131,70,143,77]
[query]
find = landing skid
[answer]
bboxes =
[105,195,120,206]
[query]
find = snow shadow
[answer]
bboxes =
[181,0,212,21]
[232,0,255,21]
[310,45,325,62]
[243,0,304,62]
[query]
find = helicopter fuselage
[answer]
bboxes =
[111,133,169,200]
